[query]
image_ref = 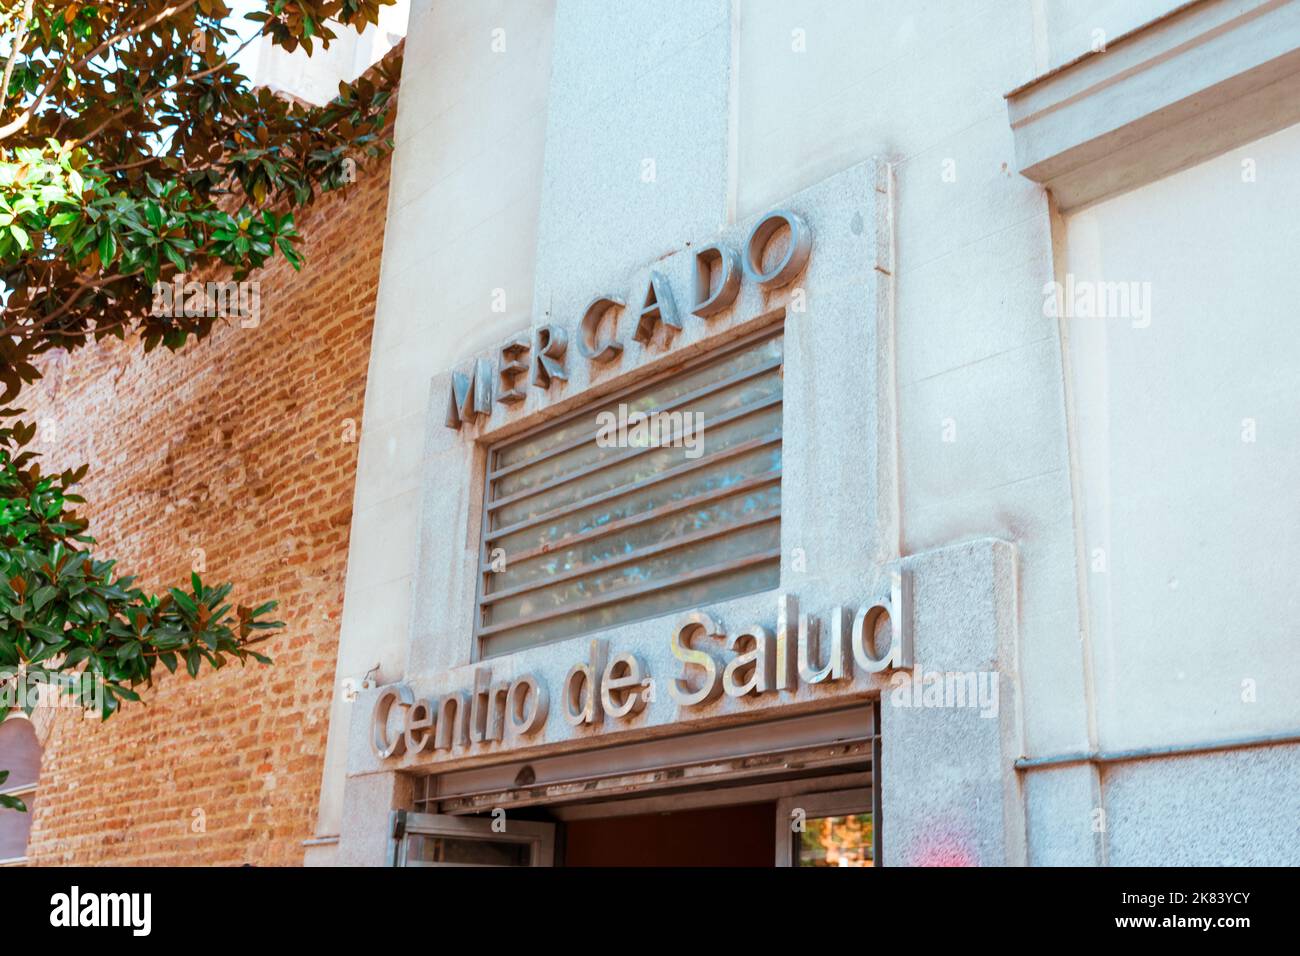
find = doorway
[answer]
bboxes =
[393,705,880,867]
[394,783,874,867]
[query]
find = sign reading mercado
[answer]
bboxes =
[443,208,813,429]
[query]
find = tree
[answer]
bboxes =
[0,0,400,376]
[0,0,401,804]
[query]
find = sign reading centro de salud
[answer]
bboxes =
[371,585,912,761]
[443,207,812,429]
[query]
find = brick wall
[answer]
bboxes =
[19,131,391,867]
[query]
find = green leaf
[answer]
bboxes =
[97,230,116,264]
[163,243,187,272]
[63,646,93,667]
[28,641,69,664]
[31,585,58,611]
[170,589,198,616]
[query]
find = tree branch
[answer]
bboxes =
[70,34,258,150]
[0,0,205,142]
[68,0,201,78]
[0,47,66,141]
[0,0,36,119]
[1,269,145,337]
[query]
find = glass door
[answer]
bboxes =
[774,789,876,867]
[392,811,555,867]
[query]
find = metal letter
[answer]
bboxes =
[486,681,511,742]
[434,692,471,750]
[799,606,852,684]
[445,358,493,429]
[469,666,492,743]
[742,209,812,290]
[632,270,681,344]
[370,683,413,759]
[497,339,530,405]
[403,697,437,754]
[775,594,800,691]
[578,295,624,364]
[506,674,548,737]
[692,243,741,317]
[562,639,608,726]
[531,324,568,387]
[601,651,647,719]
[852,570,914,673]
[724,625,774,697]
[668,611,725,707]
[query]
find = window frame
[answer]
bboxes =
[0,779,36,866]
[0,714,41,867]
[391,810,555,867]
[774,788,877,868]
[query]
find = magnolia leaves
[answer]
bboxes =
[0,2,401,399]
[0,770,26,812]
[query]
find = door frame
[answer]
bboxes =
[391,810,555,867]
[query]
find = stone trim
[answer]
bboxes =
[1006,0,1300,209]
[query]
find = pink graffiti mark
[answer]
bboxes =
[908,826,978,867]
[912,846,978,867]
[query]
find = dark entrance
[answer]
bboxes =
[562,802,776,867]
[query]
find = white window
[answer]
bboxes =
[0,716,41,866]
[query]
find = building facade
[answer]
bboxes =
[313,0,1300,866]
[7,0,1299,868]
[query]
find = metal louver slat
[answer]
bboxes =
[476,327,783,658]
